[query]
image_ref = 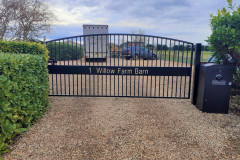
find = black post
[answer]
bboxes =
[191,43,202,105]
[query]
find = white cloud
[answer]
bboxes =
[45,0,229,44]
[50,5,99,25]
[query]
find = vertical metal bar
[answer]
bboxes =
[187,44,194,99]
[118,35,120,96]
[155,38,158,97]
[84,36,87,96]
[159,38,163,97]
[101,35,103,96]
[114,35,116,96]
[171,41,176,97]
[93,35,95,96]
[89,36,91,96]
[163,39,167,97]
[173,41,176,66]
[164,39,167,67]
[68,39,70,66]
[142,36,145,97]
[72,38,74,65]
[191,43,201,104]
[126,35,128,96]
[186,44,189,67]
[147,37,150,68]
[63,39,66,95]
[160,39,163,67]
[80,37,83,96]
[150,37,154,97]
[72,38,74,95]
[146,37,149,97]
[134,36,136,97]
[150,37,153,97]
[130,35,132,96]
[183,43,187,98]
[76,38,78,96]
[59,40,62,95]
[76,38,78,66]
[155,38,158,67]
[185,44,191,95]
[97,35,99,96]
[180,42,184,98]
[138,36,141,97]
[167,40,171,97]
[109,35,112,96]
[52,74,55,95]
[63,39,65,65]
[68,39,71,95]
[50,42,54,95]
[175,41,180,97]
[139,36,142,67]
[122,35,124,96]
[106,34,108,96]
[55,41,58,95]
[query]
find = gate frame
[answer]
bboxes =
[46,33,199,99]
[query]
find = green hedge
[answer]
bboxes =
[0,41,49,61]
[47,42,84,60]
[0,41,49,155]
[0,53,49,155]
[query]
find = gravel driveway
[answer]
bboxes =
[2,97,240,160]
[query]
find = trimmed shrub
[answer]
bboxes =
[0,41,49,155]
[0,53,49,155]
[0,41,49,61]
[206,0,240,88]
[47,42,84,61]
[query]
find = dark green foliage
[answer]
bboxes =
[0,53,49,155]
[47,42,84,61]
[146,44,155,50]
[0,41,49,155]
[206,0,240,88]
[186,45,192,51]
[173,45,184,51]
[157,44,168,51]
[201,45,210,51]
[0,41,49,61]
[172,45,192,51]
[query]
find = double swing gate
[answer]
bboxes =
[47,34,194,98]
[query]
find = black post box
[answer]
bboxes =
[196,63,233,114]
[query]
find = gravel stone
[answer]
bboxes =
[2,97,240,160]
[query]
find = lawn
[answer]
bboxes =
[155,50,213,64]
[201,51,213,62]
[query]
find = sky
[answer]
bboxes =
[45,0,230,45]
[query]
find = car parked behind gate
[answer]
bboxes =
[121,46,157,60]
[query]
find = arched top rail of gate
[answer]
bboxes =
[46,33,194,45]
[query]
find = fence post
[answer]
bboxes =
[191,43,202,105]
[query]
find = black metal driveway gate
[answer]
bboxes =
[46,34,194,98]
